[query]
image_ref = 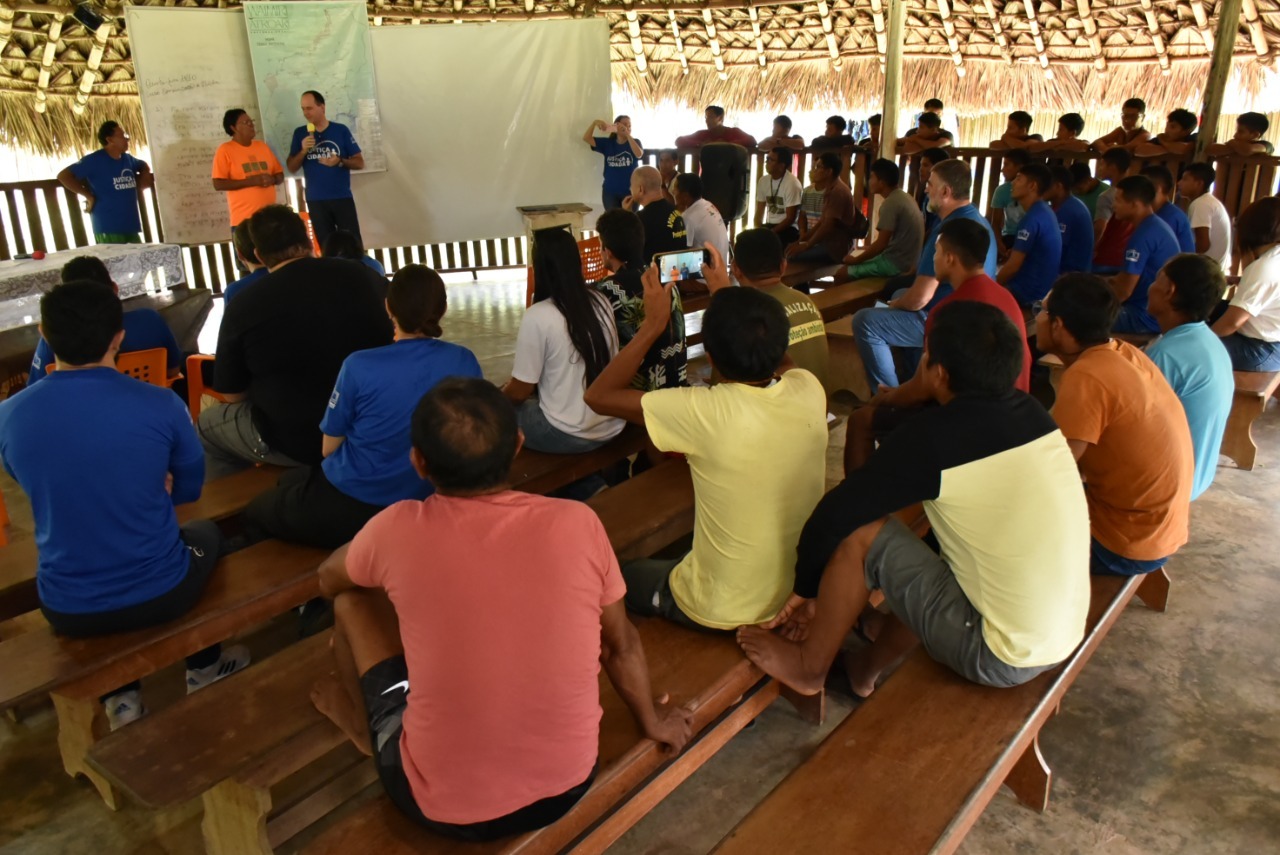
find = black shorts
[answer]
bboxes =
[361,657,597,842]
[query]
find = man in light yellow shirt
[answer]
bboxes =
[585,260,829,630]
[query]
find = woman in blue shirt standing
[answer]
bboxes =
[583,116,643,211]
[246,265,482,548]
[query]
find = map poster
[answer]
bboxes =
[243,1,386,174]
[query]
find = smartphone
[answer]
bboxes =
[653,248,711,285]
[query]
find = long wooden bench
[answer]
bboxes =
[1221,370,1280,471]
[86,460,777,855]
[711,569,1171,855]
[0,539,328,808]
[508,423,648,496]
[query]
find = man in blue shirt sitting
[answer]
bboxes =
[1045,166,1094,274]
[57,121,153,244]
[1108,175,1181,334]
[28,256,183,389]
[851,160,998,390]
[1141,165,1195,253]
[996,162,1062,306]
[222,221,269,304]
[286,90,365,249]
[1145,254,1233,500]
[0,280,248,731]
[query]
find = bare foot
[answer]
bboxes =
[737,626,827,696]
[311,673,373,756]
[841,648,877,701]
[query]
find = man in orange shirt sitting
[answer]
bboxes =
[311,378,690,840]
[1036,273,1193,575]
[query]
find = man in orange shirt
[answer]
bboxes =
[1036,272,1193,575]
[211,108,284,234]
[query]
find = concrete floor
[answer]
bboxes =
[2,274,1278,854]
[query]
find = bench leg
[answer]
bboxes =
[1136,567,1171,613]
[780,684,826,725]
[203,778,274,855]
[1004,735,1052,813]
[1222,397,1265,471]
[50,692,120,810]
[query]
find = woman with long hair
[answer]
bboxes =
[504,228,625,453]
[247,264,482,547]
[1212,196,1280,372]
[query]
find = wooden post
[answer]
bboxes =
[879,0,906,160]
[1195,0,1244,162]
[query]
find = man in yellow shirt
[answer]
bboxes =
[585,262,828,630]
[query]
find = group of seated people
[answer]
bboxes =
[3,112,1280,841]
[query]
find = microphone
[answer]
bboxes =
[306,123,316,133]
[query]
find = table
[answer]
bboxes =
[0,243,186,303]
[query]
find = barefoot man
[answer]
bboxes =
[737,301,1091,701]
[312,378,690,840]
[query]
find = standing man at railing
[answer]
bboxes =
[287,90,365,249]
[58,121,154,245]
[675,106,757,149]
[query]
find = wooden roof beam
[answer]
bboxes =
[34,11,61,114]
[748,5,766,75]
[1189,0,1213,53]
[701,8,726,79]
[869,0,887,64]
[668,10,689,74]
[936,0,965,76]
[979,0,1013,65]
[1074,0,1107,72]
[815,0,842,71]
[1137,0,1171,71]
[72,20,110,114]
[1241,0,1272,61]
[1023,0,1053,78]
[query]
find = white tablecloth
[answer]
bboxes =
[0,243,186,302]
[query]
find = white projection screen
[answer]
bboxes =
[357,20,612,246]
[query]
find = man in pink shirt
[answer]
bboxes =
[844,217,1033,471]
[312,378,691,840]
[675,105,758,149]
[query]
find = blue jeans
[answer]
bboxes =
[852,290,928,390]
[1113,303,1160,334]
[790,243,840,264]
[602,190,627,212]
[1220,333,1280,372]
[517,398,614,454]
[1090,537,1168,576]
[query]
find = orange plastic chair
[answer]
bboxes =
[299,211,324,256]
[186,354,233,423]
[525,235,608,307]
[45,347,170,388]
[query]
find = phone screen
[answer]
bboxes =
[654,248,709,285]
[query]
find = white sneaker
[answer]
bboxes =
[186,645,251,694]
[103,690,147,731]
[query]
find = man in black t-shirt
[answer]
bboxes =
[199,205,392,480]
[593,209,687,391]
[625,165,687,265]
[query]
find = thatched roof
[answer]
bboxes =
[4,0,1280,155]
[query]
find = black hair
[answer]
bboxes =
[1068,161,1093,184]
[1101,147,1133,174]
[531,228,614,387]
[40,279,123,366]
[774,115,793,132]
[869,158,900,188]
[1167,108,1198,132]
[675,173,704,201]
[614,114,629,124]
[1238,111,1270,136]
[1003,148,1033,169]
[701,287,789,383]
[706,105,725,119]
[247,205,311,267]
[1008,111,1033,131]
[1182,162,1216,190]
[60,255,113,287]
[918,112,942,129]
[222,108,248,137]
[1059,113,1085,136]
[323,229,366,260]
[826,115,848,132]
[97,121,121,147]
[1139,164,1175,195]
[817,151,842,174]
[303,90,326,106]
[1046,273,1118,346]
[1116,174,1156,207]
[733,228,785,279]
[1122,97,1146,113]
[920,148,951,167]
[658,148,679,164]
[411,378,518,493]
[1018,163,1053,196]
[924,98,944,110]
[768,147,794,170]
[232,220,257,266]
[594,209,645,268]
[1050,165,1075,193]
[388,264,447,338]
[1162,254,1226,322]
[868,114,882,125]
[936,218,991,269]
[926,301,1023,397]
[1235,196,1280,258]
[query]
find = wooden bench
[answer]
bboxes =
[711,568,1171,855]
[1221,370,1280,471]
[0,465,287,622]
[0,539,328,808]
[508,423,648,496]
[782,259,842,290]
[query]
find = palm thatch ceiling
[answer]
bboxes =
[3,0,1280,154]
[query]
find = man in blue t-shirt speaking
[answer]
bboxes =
[287,90,365,249]
[57,121,153,244]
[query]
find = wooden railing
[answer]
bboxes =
[3,149,1275,297]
